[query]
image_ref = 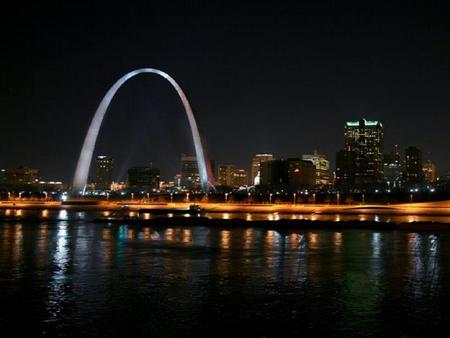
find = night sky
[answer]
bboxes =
[1,1,450,183]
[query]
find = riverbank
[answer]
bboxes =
[1,200,450,217]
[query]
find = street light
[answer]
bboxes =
[43,191,48,200]
[186,192,190,203]
[248,192,251,204]
[131,192,134,201]
[225,192,228,203]
[293,192,296,205]
[146,193,150,202]
[106,192,110,201]
[336,192,340,205]
[269,193,273,204]
[362,193,365,204]
[170,193,173,203]
[312,193,316,204]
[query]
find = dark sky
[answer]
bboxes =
[1,1,450,182]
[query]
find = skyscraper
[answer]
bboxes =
[302,150,330,185]
[251,153,273,185]
[383,145,403,189]
[335,150,356,188]
[95,156,113,190]
[180,154,200,191]
[423,160,436,183]
[232,168,249,187]
[404,146,424,185]
[218,164,236,187]
[344,118,384,187]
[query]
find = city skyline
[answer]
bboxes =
[0,116,442,184]
[1,2,450,182]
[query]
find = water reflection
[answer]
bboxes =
[165,228,174,241]
[47,223,69,320]
[58,210,68,220]
[0,221,449,337]
[220,230,230,249]
[372,232,382,258]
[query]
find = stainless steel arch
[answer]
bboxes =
[72,68,213,192]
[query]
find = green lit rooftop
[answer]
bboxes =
[346,118,383,127]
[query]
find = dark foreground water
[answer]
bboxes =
[1,220,450,337]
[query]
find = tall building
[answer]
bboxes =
[95,156,114,190]
[335,150,356,188]
[173,174,182,189]
[404,146,424,185]
[218,164,236,187]
[232,168,248,187]
[260,159,315,190]
[344,118,384,187]
[383,145,403,188]
[423,160,436,183]
[302,150,330,185]
[127,166,160,190]
[251,153,273,185]
[180,154,200,191]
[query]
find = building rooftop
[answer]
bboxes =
[346,118,382,128]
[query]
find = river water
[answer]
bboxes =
[1,216,449,337]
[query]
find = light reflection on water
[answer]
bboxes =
[3,208,450,223]
[0,220,450,336]
[47,223,69,321]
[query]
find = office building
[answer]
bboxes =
[180,154,200,191]
[404,146,424,185]
[302,150,330,185]
[0,167,40,188]
[127,166,160,190]
[335,150,356,188]
[232,168,248,187]
[260,159,315,190]
[344,118,384,187]
[218,164,236,187]
[251,153,274,185]
[95,156,114,190]
[383,145,403,188]
[423,160,436,183]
